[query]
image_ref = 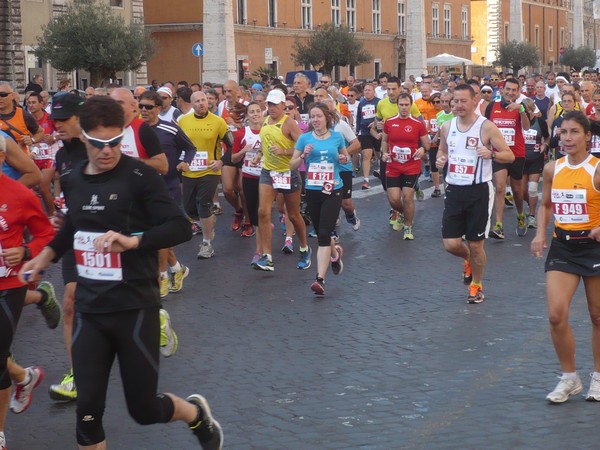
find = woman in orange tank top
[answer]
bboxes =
[532,111,600,404]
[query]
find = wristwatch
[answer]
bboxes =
[491,151,496,160]
[21,245,31,261]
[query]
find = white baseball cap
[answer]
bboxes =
[266,89,286,104]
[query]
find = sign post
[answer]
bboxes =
[192,43,204,84]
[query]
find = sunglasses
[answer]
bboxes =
[0,92,11,98]
[432,100,441,104]
[490,78,498,81]
[320,80,330,84]
[139,103,158,110]
[81,129,125,149]
[284,105,295,111]
[347,94,355,98]
[482,90,493,93]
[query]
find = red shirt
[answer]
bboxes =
[35,111,55,135]
[384,115,427,176]
[489,101,526,158]
[0,175,55,289]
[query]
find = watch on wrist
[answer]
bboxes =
[491,151,496,160]
[22,245,31,261]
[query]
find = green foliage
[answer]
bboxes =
[252,66,277,80]
[291,23,372,76]
[35,0,155,86]
[561,46,597,72]
[495,40,540,74]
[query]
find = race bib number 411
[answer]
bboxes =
[74,231,123,281]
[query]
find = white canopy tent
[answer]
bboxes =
[426,53,474,66]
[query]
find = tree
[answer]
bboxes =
[35,0,155,86]
[291,23,372,77]
[561,46,597,72]
[495,40,540,74]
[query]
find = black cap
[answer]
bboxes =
[50,93,84,120]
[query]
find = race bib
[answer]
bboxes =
[270,170,291,189]
[242,151,262,177]
[523,129,537,146]
[552,189,589,223]
[591,136,600,155]
[189,151,209,171]
[499,128,515,146]
[429,118,438,133]
[307,162,334,187]
[448,154,476,182]
[32,143,57,160]
[300,113,309,125]
[0,243,6,277]
[362,104,376,119]
[74,231,123,281]
[392,146,412,164]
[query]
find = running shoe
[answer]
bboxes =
[392,214,404,232]
[467,285,485,304]
[373,170,381,180]
[197,242,215,259]
[49,370,76,401]
[36,281,61,329]
[170,264,190,293]
[252,254,274,271]
[345,211,361,231]
[308,228,317,238]
[389,209,398,225]
[240,223,255,237]
[159,309,178,358]
[546,375,583,403]
[231,212,243,232]
[403,226,414,240]
[297,247,312,270]
[527,215,537,229]
[311,279,325,295]
[489,223,504,240]
[423,168,431,180]
[431,189,442,198]
[586,373,600,401]
[160,276,170,298]
[415,183,424,202]
[281,237,293,254]
[504,193,515,207]
[361,181,369,190]
[186,394,224,450]
[250,252,261,265]
[331,230,340,244]
[331,245,344,275]
[210,204,223,216]
[11,366,44,414]
[462,260,472,285]
[516,214,527,237]
[191,221,202,236]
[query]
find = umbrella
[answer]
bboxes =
[426,53,474,66]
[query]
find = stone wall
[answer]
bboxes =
[0,0,25,89]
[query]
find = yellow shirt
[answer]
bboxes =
[552,155,600,231]
[376,98,421,121]
[260,115,296,172]
[179,112,228,178]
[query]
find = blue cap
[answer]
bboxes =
[483,75,490,80]
[251,83,263,90]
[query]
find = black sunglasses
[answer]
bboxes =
[284,105,295,111]
[139,104,158,110]
[0,92,11,98]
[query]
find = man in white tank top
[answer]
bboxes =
[436,84,514,304]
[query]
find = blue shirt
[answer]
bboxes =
[1,131,20,180]
[296,130,345,191]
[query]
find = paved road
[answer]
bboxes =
[7,177,600,449]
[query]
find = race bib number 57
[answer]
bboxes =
[74,231,123,281]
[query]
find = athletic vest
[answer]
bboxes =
[120,118,149,159]
[241,126,262,178]
[488,101,526,158]
[554,101,581,119]
[524,118,543,160]
[0,108,29,144]
[445,116,492,186]
[260,115,295,172]
[552,155,600,230]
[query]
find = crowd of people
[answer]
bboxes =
[3,65,600,448]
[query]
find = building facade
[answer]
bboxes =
[1,0,146,91]
[145,0,473,84]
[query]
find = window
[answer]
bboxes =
[237,0,247,24]
[461,6,468,39]
[443,5,451,37]
[504,23,509,43]
[432,4,439,37]
[110,0,123,7]
[398,1,406,35]
[535,25,540,47]
[332,0,341,26]
[374,60,381,79]
[268,0,278,27]
[346,0,356,31]
[548,26,553,50]
[301,0,312,29]
[372,0,381,34]
[560,27,565,47]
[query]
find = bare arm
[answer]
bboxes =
[483,121,515,163]
[531,162,555,256]
[5,136,42,187]
[142,153,168,175]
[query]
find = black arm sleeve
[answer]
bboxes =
[539,119,550,139]
[138,122,164,157]
[48,215,76,262]
[174,128,197,164]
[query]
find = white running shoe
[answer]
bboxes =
[586,373,600,401]
[546,375,583,403]
[11,366,44,414]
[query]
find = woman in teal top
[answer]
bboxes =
[291,103,350,296]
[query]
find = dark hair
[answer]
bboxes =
[348,87,360,95]
[453,84,475,98]
[80,96,125,132]
[139,90,162,107]
[561,92,577,104]
[466,79,480,88]
[204,88,218,98]
[191,83,202,90]
[176,87,193,103]
[561,110,590,134]
[556,72,571,83]
[307,102,338,131]
[285,95,297,106]
[202,82,213,88]
[387,76,401,86]
[27,93,43,103]
[504,77,520,87]
[177,80,189,87]
[398,93,413,104]
[378,72,390,80]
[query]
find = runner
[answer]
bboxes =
[252,89,311,271]
[19,96,223,449]
[355,83,380,190]
[381,93,430,239]
[437,84,514,303]
[531,111,600,404]
[290,102,350,295]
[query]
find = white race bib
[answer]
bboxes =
[499,128,515,146]
[242,151,262,177]
[307,162,334,186]
[448,154,477,183]
[74,231,123,281]
[270,170,291,189]
[552,189,589,224]
[362,104,376,120]
[392,146,412,164]
[189,151,209,171]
